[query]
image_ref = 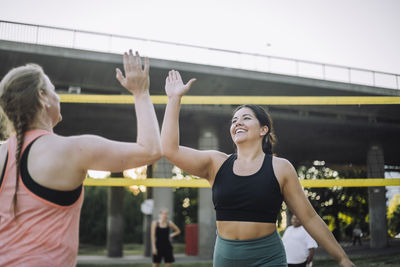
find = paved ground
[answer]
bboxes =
[77,254,211,265]
[315,238,400,258]
[77,238,400,265]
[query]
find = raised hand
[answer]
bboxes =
[165,70,196,98]
[116,50,150,96]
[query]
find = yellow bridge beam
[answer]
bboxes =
[60,95,400,105]
[83,178,400,188]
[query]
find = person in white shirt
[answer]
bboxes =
[282,214,318,267]
[352,225,362,246]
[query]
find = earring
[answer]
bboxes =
[46,104,51,108]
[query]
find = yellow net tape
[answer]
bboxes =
[83,178,400,188]
[60,95,400,105]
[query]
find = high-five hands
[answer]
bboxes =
[116,50,150,96]
[165,70,196,98]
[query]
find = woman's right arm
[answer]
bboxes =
[161,70,227,182]
[277,158,354,267]
[64,51,161,183]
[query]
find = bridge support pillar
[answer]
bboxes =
[198,129,218,259]
[367,144,387,248]
[152,157,174,222]
[107,172,125,257]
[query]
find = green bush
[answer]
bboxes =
[388,204,400,237]
[124,190,145,243]
[79,186,145,245]
[174,187,198,243]
[80,187,108,245]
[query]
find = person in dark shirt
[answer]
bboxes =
[151,208,181,267]
[160,70,354,267]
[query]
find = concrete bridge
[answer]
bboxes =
[1,39,399,166]
[1,23,400,257]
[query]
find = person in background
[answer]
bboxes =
[282,214,318,267]
[151,208,181,267]
[0,50,161,266]
[160,70,355,267]
[352,225,362,246]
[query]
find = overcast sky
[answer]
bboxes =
[1,0,400,73]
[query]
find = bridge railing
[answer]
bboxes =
[1,20,399,90]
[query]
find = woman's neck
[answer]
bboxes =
[29,117,53,132]
[236,143,264,161]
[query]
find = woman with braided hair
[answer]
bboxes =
[0,50,161,266]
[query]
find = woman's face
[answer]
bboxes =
[230,107,267,145]
[159,210,169,221]
[42,74,62,126]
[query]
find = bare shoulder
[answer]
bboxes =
[210,150,229,165]
[272,156,297,181]
[58,134,97,145]
[30,134,96,167]
[208,150,230,183]
[44,134,101,152]
[272,156,295,171]
[34,134,87,153]
[35,133,75,143]
[31,134,70,152]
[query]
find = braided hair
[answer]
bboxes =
[0,64,45,216]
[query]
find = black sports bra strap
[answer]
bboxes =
[20,137,82,206]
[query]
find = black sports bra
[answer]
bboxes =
[0,137,82,206]
[212,153,283,223]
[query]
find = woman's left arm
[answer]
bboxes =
[169,221,181,238]
[275,157,355,267]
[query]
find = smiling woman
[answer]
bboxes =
[160,70,355,267]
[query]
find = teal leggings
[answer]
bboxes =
[213,231,287,267]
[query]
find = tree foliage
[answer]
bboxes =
[388,194,400,237]
[79,186,145,245]
[174,187,198,243]
[124,190,145,243]
[79,186,108,245]
[298,163,369,241]
[172,167,199,243]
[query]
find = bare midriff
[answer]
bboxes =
[216,221,277,240]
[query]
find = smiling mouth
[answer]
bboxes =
[235,129,246,134]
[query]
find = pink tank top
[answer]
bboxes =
[0,130,84,267]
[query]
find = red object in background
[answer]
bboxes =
[185,224,198,255]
